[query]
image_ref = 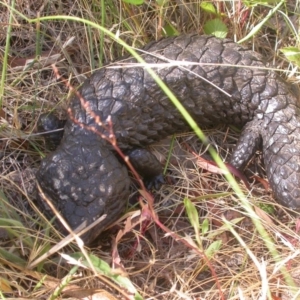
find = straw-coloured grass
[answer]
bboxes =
[0,0,300,299]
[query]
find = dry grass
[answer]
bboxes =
[0,0,300,299]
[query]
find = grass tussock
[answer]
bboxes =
[0,0,300,299]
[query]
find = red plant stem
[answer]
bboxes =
[51,64,225,300]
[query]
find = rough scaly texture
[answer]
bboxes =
[36,34,300,244]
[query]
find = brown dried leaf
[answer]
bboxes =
[254,206,275,225]
[63,288,118,300]
[296,218,300,233]
[8,51,62,70]
[115,210,143,244]
[0,108,5,119]
[252,175,270,191]
[196,155,228,175]
[0,277,13,293]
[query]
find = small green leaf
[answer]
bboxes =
[280,47,300,66]
[163,22,179,37]
[184,198,202,247]
[201,218,209,235]
[0,190,20,220]
[258,203,276,214]
[122,0,144,5]
[238,0,284,43]
[0,247,27,267]
[205,240,222,259]
[69,253,143,300]
[243,0,279,7]
[200,2,216,14]
[203,19,228,38]
[184,197,200,233]
[0,218,34,247]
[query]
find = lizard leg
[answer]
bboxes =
[229,119,263,170]
[126,148,164,189]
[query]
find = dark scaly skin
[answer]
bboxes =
[36,34,300,244]
[37,113,66,150]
